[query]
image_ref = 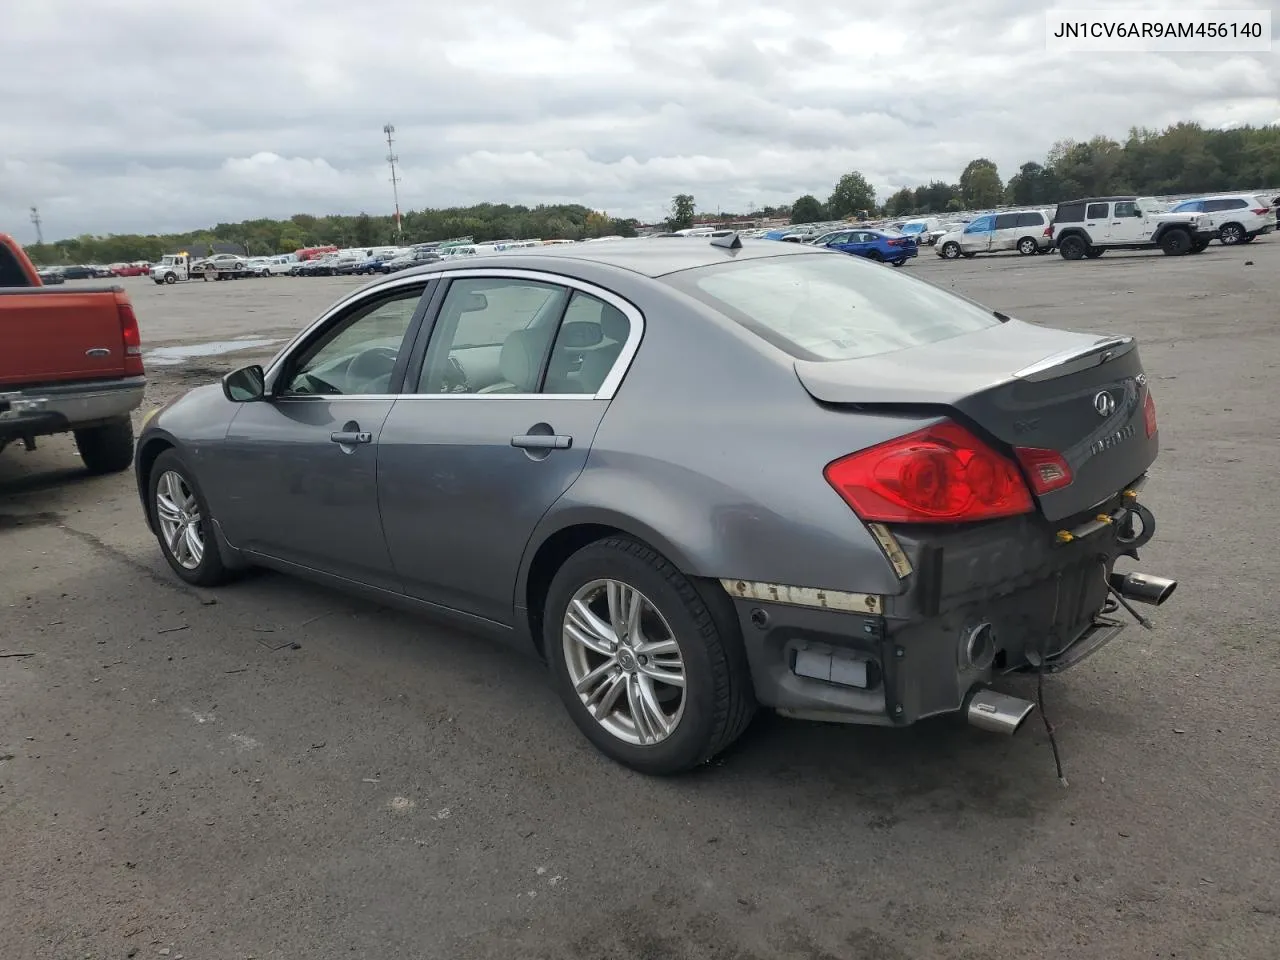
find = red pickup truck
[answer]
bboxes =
[1,233,145,473]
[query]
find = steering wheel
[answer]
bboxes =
[441,356,470,393]
[346,346,399,394]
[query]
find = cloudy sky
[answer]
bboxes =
[2,0,1276,241]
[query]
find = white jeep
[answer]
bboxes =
[1051,197,1217,259]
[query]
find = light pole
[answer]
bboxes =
[384,124,403,240]
[29,206,43,245]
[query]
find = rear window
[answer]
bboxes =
[0,245,34,287]
[662,252,1001,362]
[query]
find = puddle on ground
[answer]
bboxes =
[144,338,281,366]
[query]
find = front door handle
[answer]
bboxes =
[512,434,572,450]
[331,430,372,444]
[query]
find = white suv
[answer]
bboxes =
[1167,194,1276,245]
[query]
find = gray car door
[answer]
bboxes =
[215,283,430,590]
[377,272,639,625]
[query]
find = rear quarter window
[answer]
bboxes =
[662,252,1001,362]
[1055,202,1085,223]
[993,213,1019,230]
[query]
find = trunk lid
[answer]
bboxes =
[794,319,1156,522]
[0,287,130,387]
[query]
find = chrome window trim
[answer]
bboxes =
[264,267,644,402]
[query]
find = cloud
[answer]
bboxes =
[2,0,1276,239]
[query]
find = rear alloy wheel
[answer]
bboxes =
[1016,237,1038,255]
[1058,235,1086,260]
[544,537,755,775]
[941,241,960,259]
[149,449,230,587]
[1218,223,1245,245]
[75,418,134,474]
[1161,228,1191,256]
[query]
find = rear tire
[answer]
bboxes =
[891,258,906,267]
[1058,235,1087,260]
[1016,237,1038,255]
[1161,228,1191,256]
[1218,223,1245,245]
[148,449,231,587]
[543,536,756,775]
[75,418,135,474]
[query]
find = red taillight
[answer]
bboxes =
[887,238,905,246]
[1250,207,1269,216]
[1046,224,1055,237]
[114,291,144,376]
[824,420,1034,524]
[1014,447,1074,495]
[1143,391,1157,437]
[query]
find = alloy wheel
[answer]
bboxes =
[155,470,206,570]
[561,579,686,746]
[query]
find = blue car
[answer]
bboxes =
[809,228,918,266]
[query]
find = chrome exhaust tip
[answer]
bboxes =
[1109,571,1178,607]
[965,687,1036,736]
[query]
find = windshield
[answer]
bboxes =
[901,223,925,233]
[663,252,1001,362]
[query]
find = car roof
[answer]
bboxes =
[1058,197,1138,204]
[396,236,830,280]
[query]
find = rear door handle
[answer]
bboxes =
[331,430,372,444]
[511,434,572,450]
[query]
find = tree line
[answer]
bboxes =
[789,121,1280,223]
[24,204,644,266]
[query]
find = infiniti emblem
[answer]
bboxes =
[1093,391,1116,417]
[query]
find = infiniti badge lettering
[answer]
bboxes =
[1090,423,1135,457]
[1093,391,1116,417]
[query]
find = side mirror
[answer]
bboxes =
[222,364,265,402]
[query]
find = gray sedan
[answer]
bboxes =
[134,236,1176,775]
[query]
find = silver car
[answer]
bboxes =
[134,237,1176,774]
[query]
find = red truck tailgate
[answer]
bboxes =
[0,287,132,387]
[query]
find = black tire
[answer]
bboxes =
[891,258,906,267]
[74,418,134,474]
[147,448,230,587]
[163,273,177,285]
[543,536,756,775]
[1016,236,1038,256]
[1085,246,1105,258]
[1058,235,1087,260]
[1218,223,1245,245]
[941,241,960,259]
[1190,240,1208,253]
[1161,228,1191,256]
[1240,233,1256,243]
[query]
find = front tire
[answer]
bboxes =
[940,241,960,259]
[148,449,230,587]
[75,418,134,474]
[1161,228,1191,256]
[1085,246,1105,258]
[163,273,177,285]
[543,536,756,775]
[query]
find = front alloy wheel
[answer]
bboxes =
[562,579,686,745]
[155,470,206,570]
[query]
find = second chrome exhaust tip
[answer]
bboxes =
[966,687,1037,736]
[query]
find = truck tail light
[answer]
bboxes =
[1143,391,1157,437]
[824,420,1034,524]
[114,290,144,376]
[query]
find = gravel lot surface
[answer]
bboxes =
[2,243,1277,959]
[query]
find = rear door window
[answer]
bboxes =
[663,252,1000,363]
[1086,202,1110,219]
